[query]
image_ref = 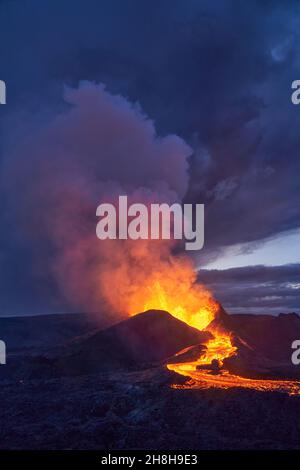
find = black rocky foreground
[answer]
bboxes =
[1,366,300,450]
[2,309,300,450]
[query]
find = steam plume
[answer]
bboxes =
[3,82,214,323]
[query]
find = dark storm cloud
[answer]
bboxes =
[0,0,300,313]
[199,264,300,315]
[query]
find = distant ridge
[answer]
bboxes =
[55,310,212,376]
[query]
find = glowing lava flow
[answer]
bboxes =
[139,280,237,369]
[167,367,300,395]
[136,281,300,396]
[167,331,238,386]
[137,279,237,369]
[136,280,242,386]
[166,333,300,396]
[192,334,237,367]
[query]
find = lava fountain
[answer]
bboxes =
[122,251,300,396]
[119,250,239,384]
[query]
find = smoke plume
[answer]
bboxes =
[2,82,216,322]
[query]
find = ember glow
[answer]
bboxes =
[122,248,239,382]
[166,329,300,395]
[138,278,217,331]
[126,258,300,396]
[126,254,240,385]
[101,232,239,378]
[170,334,238,370]
[136,276,239,374]
[168,369,300,396]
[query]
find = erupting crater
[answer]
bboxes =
[130,280,300,396]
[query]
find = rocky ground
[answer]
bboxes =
[1,366,300,450]
[2,309,300,450]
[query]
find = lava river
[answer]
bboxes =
[167,331,300,396]
[133,279,300,395]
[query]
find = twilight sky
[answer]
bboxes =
[0,0,300,316]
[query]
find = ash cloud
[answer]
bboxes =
[199,264,300,315]
[2,82,192,318]
[1,0,300,313]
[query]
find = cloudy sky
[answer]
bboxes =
[0,0,300,316]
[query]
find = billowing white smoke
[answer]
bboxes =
[3,82,215,325]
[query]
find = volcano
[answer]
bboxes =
[166,306,300,393]
[2,307,300,450]
[46,310,212,377]
[2,307,300,389]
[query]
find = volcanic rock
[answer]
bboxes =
[0,312,101,354]
[167,344,208,364]
[228,312,300,363]
[55,310,211,375]
[20,310,211,378]
[206,302,236,333]
[207,306,300,379]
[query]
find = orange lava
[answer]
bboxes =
[193,333,237,367]
[166,329,300,396]
[131,276,300,396]
[167,366,300,396]
[130,269,218,331]
[134,279,240,386]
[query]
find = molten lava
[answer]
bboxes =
[142,280,218,331]
[131,278,300,396]
[130,274,238,385]
[167,368,300,395]
[125,256,218,331]
[173,334,238,370]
